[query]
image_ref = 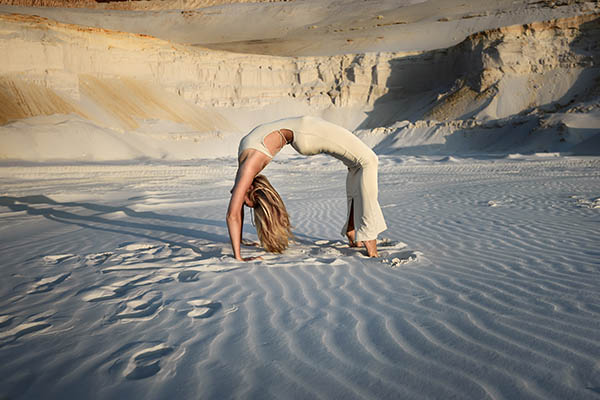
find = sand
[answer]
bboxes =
[0,0,599,398]
[1,155,599,399]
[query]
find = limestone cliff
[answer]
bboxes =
[358,13,600,154]
[429,13,600,121]
[1,11,598,156]
[0,13,401,131]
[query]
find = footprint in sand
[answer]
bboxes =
[84,252,113,267]
[79,274,171,302]
[42,254,77,265]
[120,243,161,252]
[309,245,345,260]
[297,239,419,267]
[109,242,168,267]
[187,299,222,319]
[0,311,53,346]
[571,195,600,209]
[28,272,70,294]
[377,239,422,267]
[382,250,421,267]
[112,290,163,322]
[80,242,239,285]
[177,270,200,282]
[122,343,175,380]
[99,242,206,273]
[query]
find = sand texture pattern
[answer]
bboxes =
[1,156,599,399]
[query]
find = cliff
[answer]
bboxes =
[431,13,600,121]
[0,10,598,159]
[0,13,402,126]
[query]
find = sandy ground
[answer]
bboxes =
[1,154,599,399]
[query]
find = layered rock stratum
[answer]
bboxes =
[0,0,599,160]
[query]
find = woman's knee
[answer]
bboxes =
[361,151,378,168]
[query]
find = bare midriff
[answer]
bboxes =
[280,128,294,144]
[238,128,294,164]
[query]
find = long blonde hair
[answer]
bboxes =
[248,175,293,253]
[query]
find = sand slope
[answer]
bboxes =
[1,0,596,56]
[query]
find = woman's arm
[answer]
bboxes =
[239,206,244,245]
[227,176,250,260]
[226,154,267,261]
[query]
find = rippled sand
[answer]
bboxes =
[1,155,599,399]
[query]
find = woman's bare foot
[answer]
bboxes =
[364,240,378,257]
[346,229,358,247]
[347,232,365,248]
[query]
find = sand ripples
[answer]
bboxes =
[1,157,599,398]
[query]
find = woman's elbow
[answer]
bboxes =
[226,211,241,224]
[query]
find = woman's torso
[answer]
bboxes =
[239,116,374,168]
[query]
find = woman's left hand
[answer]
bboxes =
[237,255,263,262]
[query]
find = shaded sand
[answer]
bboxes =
[1,155,599,399]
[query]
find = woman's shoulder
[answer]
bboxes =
[238,149,271,170]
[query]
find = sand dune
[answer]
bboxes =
[2,0,596,56]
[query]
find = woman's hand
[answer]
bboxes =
[236,255,263,262]
[241,239,261,247]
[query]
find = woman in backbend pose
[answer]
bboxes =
[226,116,387,261]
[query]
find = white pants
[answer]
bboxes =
[341,156,387,241]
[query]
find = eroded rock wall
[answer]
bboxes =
[0,13,399,129]
[1,12,599,135]
[427,13,600,121]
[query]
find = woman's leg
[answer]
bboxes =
[345,183,379,257]
[345,200,363,248]
[353,155,386,257]
[343,168,360,247]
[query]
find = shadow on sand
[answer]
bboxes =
[0,195,229,252]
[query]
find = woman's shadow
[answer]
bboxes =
[0,195,229,253]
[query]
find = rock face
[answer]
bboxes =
[357,13,600,155]
[433,13,600,121]
[0,10,599,159]
[0,13,401,130]
[357,13,600,124]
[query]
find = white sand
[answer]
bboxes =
[1,155,599,399]
[1,0,600,398]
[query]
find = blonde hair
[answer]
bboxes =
[248,175,293,253]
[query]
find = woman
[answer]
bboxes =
[226,116,387,261]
